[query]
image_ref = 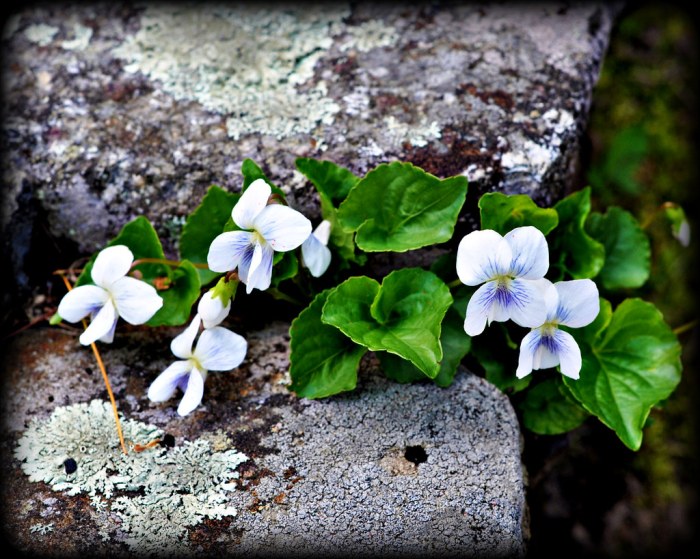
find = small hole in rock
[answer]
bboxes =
[404,445,427,465]
[64,458,78,474]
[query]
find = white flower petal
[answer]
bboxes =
[111,276,163,324]
[506,278,548,328]
[195,326,247,371]
[553,279,600,328]
[301,233,332,277]
[233,179,271,230]
[236,243,254,286]
[91,245,134,288]
[504,226,549,279]
[255,204,312,252]
[147,360,193,402]
[207,231,255,273]
[534,339,561,370]
[516,329,540,378]
[57,285,109,323]
[555,330,582,379]
[456,230,511,286]
[245,242,274,293]
[170,314,202,359]
[177,367,205,416]
[313,220,331,245]
[98,317,118,343]
[464,281,498,336]
[198,290,231,329]
[79,300,117,346]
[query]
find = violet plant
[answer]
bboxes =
[52,157,686,452]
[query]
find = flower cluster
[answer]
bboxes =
[58,179,332,416]
[456,226,599,379]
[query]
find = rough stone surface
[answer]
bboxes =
[1,323,526,557]
[0,2,617,298]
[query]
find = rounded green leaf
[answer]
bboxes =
[479,192,559,235]
[377,305,471,387]
[563,298,682,450]
[295,157,360,207]
[586,206,650,290]
[322,269,453,378]
[147,260,201,327]
[241,158,286,199]
[550,187,605,279]
[75,216,168,287]
[180,185,239,285]
[519,377,590,435]
[289,289,367,399]
[337,162,468,252]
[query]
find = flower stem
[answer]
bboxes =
[58,273,129,455]
[447,278,463,289]
[673,319,697,337]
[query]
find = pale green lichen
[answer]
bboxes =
[15,400,248,554]
[61,23,93,51]
[111,3,399,140]
[24,23,59,46]
[111,3,348,140]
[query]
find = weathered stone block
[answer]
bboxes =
[1,324,526,557]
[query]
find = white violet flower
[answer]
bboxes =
[456,226,550,336]
[197,289,232,329]
[147,314,247,416]
[57,245,163,346]
[207,179,312,294]
[516,279,600,380]
[301,219,332,277]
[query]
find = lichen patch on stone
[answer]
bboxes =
[14,399,248,554]
[111,3,350,140]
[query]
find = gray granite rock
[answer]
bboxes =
[1,323,526,557]
[1,2,617,295]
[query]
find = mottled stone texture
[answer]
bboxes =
[1,2,616,300]
[1,324,526,557]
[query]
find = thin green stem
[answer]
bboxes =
[447,278,463,289]
[131,257,210,270]
[673,320,697,336]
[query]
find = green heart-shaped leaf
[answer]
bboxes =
[519,377,590,435]
[586,206,650,290]
[295,157,359,207]
[180,185,239,285]
[322,268,453,377]
[337,162,468,252]
[479,192,559,235]
[241,158,286,199]
[147,260,201,326]
[563,298,682,450]
[378,304,471,387]
[550,187,605,280]
[289,289,367,398]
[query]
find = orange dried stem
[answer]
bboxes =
[59,273,129,455]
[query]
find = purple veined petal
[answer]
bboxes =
[464,281,498,336]
[170,314,202,359]
[79,300,117,346]
[553,279,600,328]
[207,231,255,273]
[516,329,541,378]
[532,333,561,370]
[198,290,231,329]
[312,220,331,245]
[111,276,163,324]
[177,366,206,416]
[91,245,134,288]
[505,278,548,328]
[301,233,332,277]
[555,329,583,379]
[57,285,109,323]
[456,230,511,286]
[255,204,312,252]
[98,316,118,343]
[233,178,271,230]
[194,326,247,371]
[504,226,549,280]
[245,242,274,293]
[147,360,193,402]
[236,243,254,286]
